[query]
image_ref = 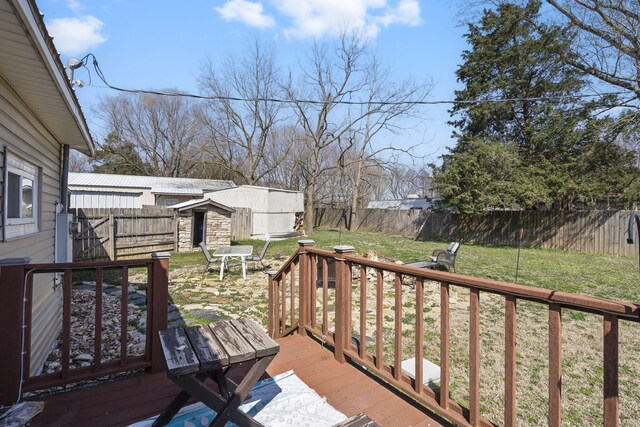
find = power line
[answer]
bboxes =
[74,53,633,107]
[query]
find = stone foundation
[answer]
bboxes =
[177,208,231,252]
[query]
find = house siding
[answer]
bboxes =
[0,78,63,376]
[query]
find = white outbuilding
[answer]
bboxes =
[205,185,304,239]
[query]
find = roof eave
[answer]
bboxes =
[12,0,95,155]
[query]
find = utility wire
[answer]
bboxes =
[73,53,633,107]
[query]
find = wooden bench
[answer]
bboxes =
[153,318,279,427]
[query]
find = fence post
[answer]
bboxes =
[108,214,116,260]
[149,252,170,373]
[297,240,315,337]
[333,245,354,363]
[0,258,30,405]
[267,270,278,338]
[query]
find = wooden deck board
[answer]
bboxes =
[27,334,451,427]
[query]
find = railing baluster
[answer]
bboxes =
[62,269,72,379]
[359,265,366,359]
[120,267,129,365]
[549,303,562,427]
[94,268,103,371]
[322,257,329,336]
[376,268,383,370]
[281,272,287,335]
[505,295,517,427]
[267,272,275,337]
[311,255,317,330]
[346,261,353,348]
[469,287,480,425]
[274,278,280,338]
[415,277,424,393]
[290,263,296,328]
[440,281,450,409]
[394,272,402,381]
[603,314,619,427]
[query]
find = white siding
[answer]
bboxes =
[70,191,143,209]
[0,78,62,376]
[205,186,304,238]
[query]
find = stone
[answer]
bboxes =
[75,354,93,362]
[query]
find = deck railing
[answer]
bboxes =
[267,241,640,427]
[0,253,169,405]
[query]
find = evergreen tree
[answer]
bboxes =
[434,0,635,212]
[91,132,151,175]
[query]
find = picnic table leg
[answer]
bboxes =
[151,390,191,427]
[219,256,225,280]
[210,355,275,427]
[152,372,208,426]
[241,256,247,279]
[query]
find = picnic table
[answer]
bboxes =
[153,318,279,427]
[212,245,253,280]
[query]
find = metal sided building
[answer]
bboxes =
[204,185,304,239]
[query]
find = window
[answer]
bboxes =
[5,155,40,239]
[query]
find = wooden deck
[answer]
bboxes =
[28,334,451,426]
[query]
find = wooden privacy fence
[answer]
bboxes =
[268,242,640,426]
[71,208,177,261]
[231,207,252,240]
[314,208,640,257]
[71,207,254,261]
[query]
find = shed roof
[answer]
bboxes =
[169,198,235,213]
[1,1,94,154]
[206,184,302,194]
[69,173,236,192]
[367,198,432,210]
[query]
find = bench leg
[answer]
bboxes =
[151,390,191,427]
[152,373,208,426]
[210,356,275,427]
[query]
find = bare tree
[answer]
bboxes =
[95,92,206,177]
[198,40,290,184]
[259,124,307,191]
[68,150,91,172]
[286,32,429,233]
[384,163,436,199]
[546,0,640,103]
[338,55,430,226]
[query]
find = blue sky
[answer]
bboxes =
[38,0,469,164]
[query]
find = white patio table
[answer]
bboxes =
[211,245,254,280]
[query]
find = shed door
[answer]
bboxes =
[192,211,206,247]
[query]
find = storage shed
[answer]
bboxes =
[204,185,304,239]
[170,199,235,253]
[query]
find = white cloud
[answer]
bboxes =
[47,16,108,56]
[270,0,422,39]
[66,0,84,13]
[215,0,275,29]
[376,0,422,27]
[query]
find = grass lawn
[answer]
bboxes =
[232,228,639,302]
[165,229,640,426]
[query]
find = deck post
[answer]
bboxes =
[0,258,30,405]
[333,245,354,363]
[297,240,315,337]
[267,270,278,338]
[149,252,170,373]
